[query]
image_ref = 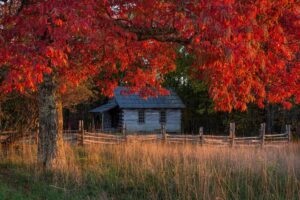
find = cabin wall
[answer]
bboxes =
[122,109,182,133]
[166,110,182,132]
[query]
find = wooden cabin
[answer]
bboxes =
[90,87,185,133]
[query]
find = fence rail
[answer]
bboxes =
[63,122,292,147]
[0,123,292,147]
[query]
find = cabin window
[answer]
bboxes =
[160,110,166,124]
[138,110,145,123]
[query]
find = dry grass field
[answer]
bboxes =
[0,142,299,200]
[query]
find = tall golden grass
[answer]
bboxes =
[1,142,300,200]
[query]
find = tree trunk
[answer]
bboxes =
[55,97,67,168]
[38,73,66,170]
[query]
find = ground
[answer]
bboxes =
[0,143,299,200]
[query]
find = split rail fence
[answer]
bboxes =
[63,121,292,147]
[0,122,292,147]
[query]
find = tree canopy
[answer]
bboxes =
[0,0,299,111]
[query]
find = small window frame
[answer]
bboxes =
[138,109,145,124]
[160,110,166,124]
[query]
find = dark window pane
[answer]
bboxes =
[138,110,145,123]
[160,110,166,124]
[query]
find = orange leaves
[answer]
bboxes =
[0,0,299,111]
[36,73,43,83]
[45,47,55,58]
[54,19,63,27]
[45,47,68,68]
[190,0,300,111]
[194,36,201,44]
[224,0,235,5]
[59,84,67,93]
[282,101,292,110]
[43,67,52,74]
[247,6,258,20]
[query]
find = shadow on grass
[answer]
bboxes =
[0,162,108,200]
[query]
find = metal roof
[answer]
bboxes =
[90,87,185,113]
[89,99,117,113]
[115,87,185,109]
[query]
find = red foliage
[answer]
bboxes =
[0,0,299,111]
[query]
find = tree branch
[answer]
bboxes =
[113,18,196,45]
[105,7,196,45]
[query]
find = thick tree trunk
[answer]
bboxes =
[55,97,67,168]
[38,73,66,170]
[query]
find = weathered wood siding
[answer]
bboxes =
[166,110,181,132]
[123,109,181,133]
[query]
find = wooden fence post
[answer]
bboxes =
[286,124,292,143]
[77,120,81,145]
[260,123,266,147]
[82,120,85,146]
[230,123,235,147]
[199,127,204,145]
[122,123,127,142]
[161,123,167,143]
[78,120,84,146]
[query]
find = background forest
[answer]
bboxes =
[1,50,299,138]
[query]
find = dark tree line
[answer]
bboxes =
[164,51,300,137]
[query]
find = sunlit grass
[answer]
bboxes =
[1,142,300,199]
